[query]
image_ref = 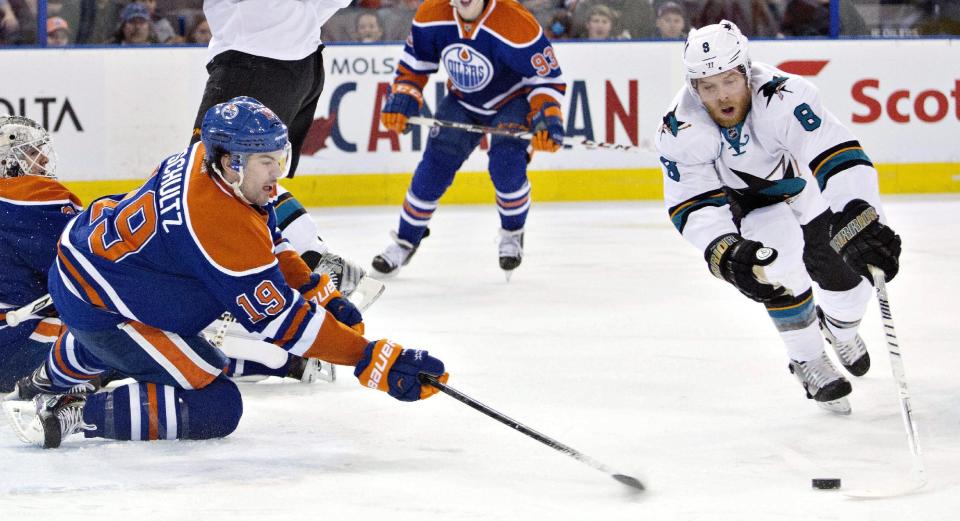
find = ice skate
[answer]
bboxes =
[789,351,852,415]
[498,228,524,281]
[4,365,96,401]
[817,306,870,377]
[5,393,94,448]
[287,356,336,383]
[371,230,428,277]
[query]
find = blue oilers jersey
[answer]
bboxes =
[0,176,81,343]
[397,0,566,116]
[47,142,367,364]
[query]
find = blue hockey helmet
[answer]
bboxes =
[200,96,290,172]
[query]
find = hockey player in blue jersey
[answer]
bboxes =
[655,22,901,414]
[371,0,566,279]
[4,97,449,448]
[0,117,82,392]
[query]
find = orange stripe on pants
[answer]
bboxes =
[33,318,64,338]
[146,383,159,440]
[52,332,94,381]
[128,322,219,390]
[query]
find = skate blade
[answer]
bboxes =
[349,276,386,312]
[817,397,851,415]
[2,400,44,445]
[231,374,270,384]
[300,359,336,384]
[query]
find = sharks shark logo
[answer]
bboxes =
[758,76,793,107]
[660,108,691,137]
[727,155,807,208]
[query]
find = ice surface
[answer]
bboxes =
[2,197,958,520]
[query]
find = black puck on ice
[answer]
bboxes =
[812,478,842,490]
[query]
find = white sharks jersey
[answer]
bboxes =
[655,62,883,252]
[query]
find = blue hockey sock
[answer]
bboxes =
[82,376,242,441]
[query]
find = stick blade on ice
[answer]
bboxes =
[612,473,645,491]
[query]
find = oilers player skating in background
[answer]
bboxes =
[372,0,566,280]
[656,21,901,414]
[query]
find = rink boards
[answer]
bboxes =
[1,39,957,204]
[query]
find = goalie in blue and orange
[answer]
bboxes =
[371,0,567,279]
[5,97,448,449]
[0,117,81,393]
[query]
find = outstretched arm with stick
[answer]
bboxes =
[420,373,645,491]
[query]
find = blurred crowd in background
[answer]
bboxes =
[1,0,958,46]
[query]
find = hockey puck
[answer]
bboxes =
[812,478,842,490]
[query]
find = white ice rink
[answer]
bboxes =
[1,197,958,520]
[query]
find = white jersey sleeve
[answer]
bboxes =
[770,71,884,217]
[656,90,739,253]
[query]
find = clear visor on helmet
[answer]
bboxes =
[230,142,292,179]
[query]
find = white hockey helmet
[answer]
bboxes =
[0,116,57,178]
[683,20,750,90]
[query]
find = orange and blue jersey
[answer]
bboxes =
[0,175,81,388]
[396,0,566,117]
[47,142,367,366]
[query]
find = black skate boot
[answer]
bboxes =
[789,351,853,415]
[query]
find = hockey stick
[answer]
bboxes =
[420,373,645,491]
[407,116,647,154]
[844,266,926,499]
[4,294,54,328]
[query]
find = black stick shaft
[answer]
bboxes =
[421,374,644,490]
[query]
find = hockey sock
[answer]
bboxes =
[397,191,436,245]
[494,182,531,231]
[766,289,823,362]
[82,376,242,441]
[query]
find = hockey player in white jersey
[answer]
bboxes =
[656,21,901,414]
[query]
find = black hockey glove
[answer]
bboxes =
[705,234,787,303]
[828,199,901,282]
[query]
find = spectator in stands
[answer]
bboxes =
[0,0,20,44]
[693,0,780,37]
[917,0,960,35]
[545,9,574,39]
[522,0,563,28]
[76,0,123,44]
[584,3,627,38]
[653,1,687,38]
[355,10,384,41]
[47,15,71,45]
[139,0,181,43]
[107,1,157,44]
[573,0,654,39]
[47,0,80,38]
[187,13,210,44]
[381,0,419,40]
[780,0,867,35]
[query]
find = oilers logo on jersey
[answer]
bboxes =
[441,44,494,93]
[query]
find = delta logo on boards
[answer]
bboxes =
[0,97,83,132]
[777,59,959,124]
